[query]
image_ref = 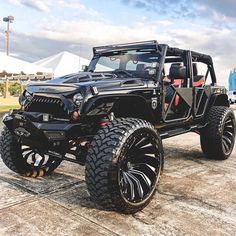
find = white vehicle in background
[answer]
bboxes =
[228,90,236,104]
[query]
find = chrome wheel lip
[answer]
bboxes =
[222,116,235,156]
[118,129,161,204]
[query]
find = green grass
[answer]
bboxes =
[0,105,20,113]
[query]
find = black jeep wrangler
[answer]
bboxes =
[1,41,235,213]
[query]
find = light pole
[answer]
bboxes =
[3,16,14,56]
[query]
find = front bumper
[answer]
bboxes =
[3,111,90,152]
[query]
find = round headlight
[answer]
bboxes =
[73,93,83,106]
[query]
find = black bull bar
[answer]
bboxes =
[3,112,89,152]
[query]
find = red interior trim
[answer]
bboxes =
[193,79,204,87]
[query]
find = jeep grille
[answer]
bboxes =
[25,95,70,119]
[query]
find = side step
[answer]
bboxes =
[159,125,200,139]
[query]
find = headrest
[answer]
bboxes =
[192,63,198,76]
[136,64,145,71]
[169,63,186,79]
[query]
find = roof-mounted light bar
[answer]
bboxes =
[93,40,159,54]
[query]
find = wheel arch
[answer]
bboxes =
[82,94,156,123]
[207,94,229,110]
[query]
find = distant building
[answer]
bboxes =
[228,69,236,103]
[228,68,236,91]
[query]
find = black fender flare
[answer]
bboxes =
[207,93,229,111]
[81,94,156,123]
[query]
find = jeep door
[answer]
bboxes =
[161,50,193,123]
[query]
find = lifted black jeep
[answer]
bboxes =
[1,40,235,213]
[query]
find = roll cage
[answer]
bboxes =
[91,40,217,85]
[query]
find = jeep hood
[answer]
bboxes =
[26,72,146,94]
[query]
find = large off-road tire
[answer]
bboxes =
[200,106,236,160]
[0,127,61,177]
[85,118,164,214]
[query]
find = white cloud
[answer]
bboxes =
[8,0,100,16]
[8,0,21,5]
[38,19,159,45]
[22,0,50,12]
[57,0,100,17]
[157,20,173,26]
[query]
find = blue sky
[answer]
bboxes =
[0,0,236,85]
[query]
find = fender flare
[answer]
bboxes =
[207,93,229,111]
[81,94,156,123]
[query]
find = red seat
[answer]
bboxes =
[165,63,186,107]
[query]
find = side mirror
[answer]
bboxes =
[82,65,88,72]
[151,62,159,68]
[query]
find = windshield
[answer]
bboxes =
[88,50,160,78]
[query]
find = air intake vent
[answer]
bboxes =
[121,79,144,87]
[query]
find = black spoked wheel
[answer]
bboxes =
[119,131,161,203]
[200,106,236,160]
[222,116,235,155]
[0,127,61,177]
[20,145,61,177]
[85,118,164,214]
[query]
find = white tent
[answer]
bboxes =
[0,52,52,74]
[34,51,91,77]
